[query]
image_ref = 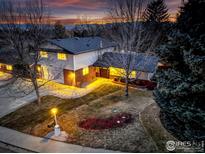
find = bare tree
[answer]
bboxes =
[103,0,160,97]
[0,0,56,105]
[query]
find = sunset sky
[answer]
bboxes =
[43,0,182,24]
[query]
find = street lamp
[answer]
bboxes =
[51,108,61,136]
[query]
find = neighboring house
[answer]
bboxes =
[0,49,16,74]
[0,37,159,87]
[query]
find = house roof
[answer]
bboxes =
[48,37,116,55]
[93,52,159,73]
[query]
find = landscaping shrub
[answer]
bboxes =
[79,113,133,130]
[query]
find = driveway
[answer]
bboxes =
[0,85,37,118]
[0,78,116,118]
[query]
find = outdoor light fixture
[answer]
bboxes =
[51,108,61,136]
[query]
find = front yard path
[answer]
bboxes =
[0,78,115,118]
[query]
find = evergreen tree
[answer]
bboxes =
[54,21,66,39]
[177,0,205,37]
[154,0,205,140]
[143,0,169,25]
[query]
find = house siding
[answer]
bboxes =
[63,66,96,87]
[73,47,114,71]
[75,66,96,87]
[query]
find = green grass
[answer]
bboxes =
[0,84,122,132]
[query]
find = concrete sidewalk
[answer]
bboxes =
[0,126,118,153]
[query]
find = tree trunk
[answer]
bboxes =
[125,74,129,97]
[32,78,41,105]
[35,87,41,105]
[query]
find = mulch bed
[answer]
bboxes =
[79,113,133,130]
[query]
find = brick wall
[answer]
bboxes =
[63,66,96,87]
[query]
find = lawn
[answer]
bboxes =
[139,104,178,152]
[0,84,121,131]
[0,84,158,152]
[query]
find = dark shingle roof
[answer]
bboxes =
[49,37,116,55]
[93,52,159,73]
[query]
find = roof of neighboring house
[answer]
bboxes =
[48,37,116,55]
[93,52,159,73]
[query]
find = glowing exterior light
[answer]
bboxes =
[51,108,58,115]
[70,72,75,79]
[37,66,41,72]
[51,108,61,136]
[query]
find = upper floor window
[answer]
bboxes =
[83,67,89,76]
[57,53,67,60]
[6,65,13,71]
[40,51,48,58]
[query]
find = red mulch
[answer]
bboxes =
[79,113,133,130]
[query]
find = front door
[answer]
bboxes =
[100,68,110,78]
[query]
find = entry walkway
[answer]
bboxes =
[42,78,116,99]
[0,126,118,153]
[0,78,116,118]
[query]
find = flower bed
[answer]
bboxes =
[79,113,133,130]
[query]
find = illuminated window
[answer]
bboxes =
[6,65,13,71]
[110,67,125,76]
[57,53,67,60]
[83,67,89,76]
[130,71,136,78]
[110,67,136,78]
[40,51,48,58]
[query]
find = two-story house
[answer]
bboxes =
[38,37,116,87]
[0,37,159,87]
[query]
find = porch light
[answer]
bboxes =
[37,66,41,72]
[70,72,75,79]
